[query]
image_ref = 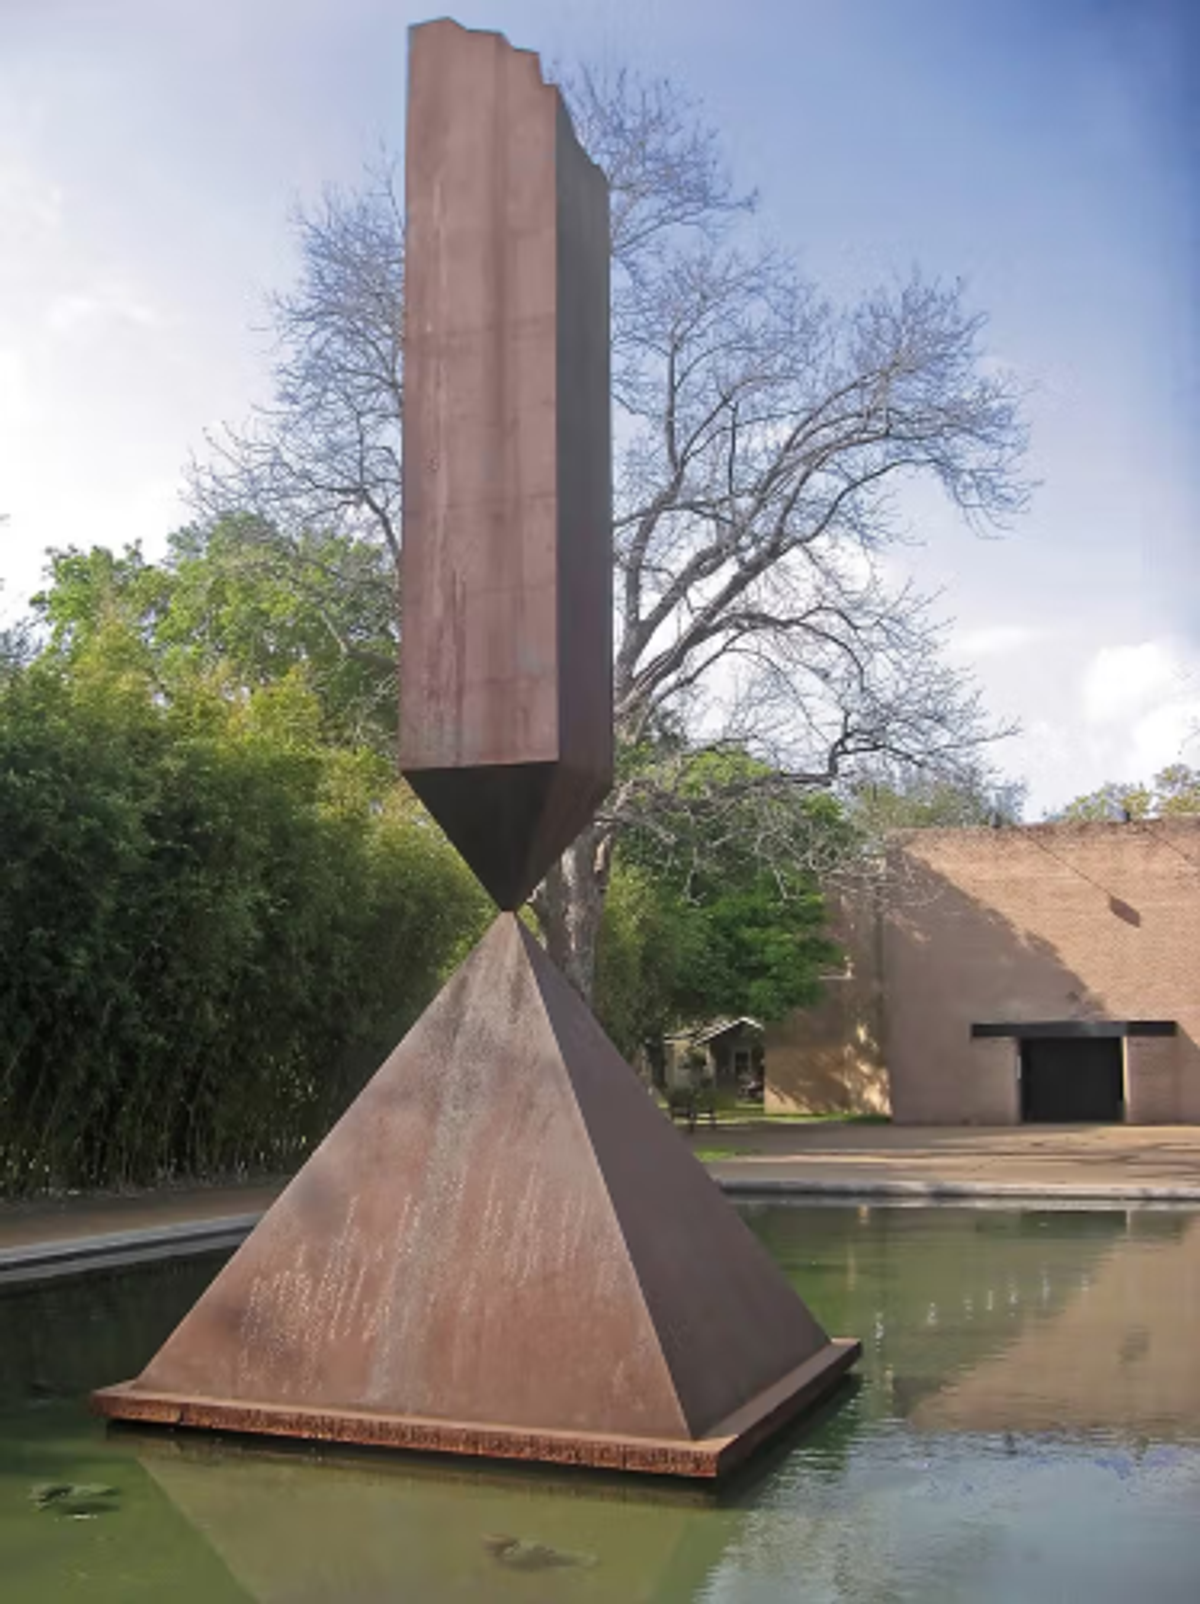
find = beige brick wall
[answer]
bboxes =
[765,820,1200,1124]
[765,892,891,1115]
[965,1035,1021,1124]
[1125,1035,1183,1123]
[883,820,1200,1124]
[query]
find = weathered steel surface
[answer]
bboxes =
[93,21,859,1479]
[93,914,859,1474]
[399,20,612,909]
[96,1342,860,1478]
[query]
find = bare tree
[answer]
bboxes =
[190,69,1032,999]
[190,168,405,595]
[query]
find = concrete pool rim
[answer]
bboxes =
[4,1178,1200,1290]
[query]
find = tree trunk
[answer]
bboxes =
[534,823,613,1003]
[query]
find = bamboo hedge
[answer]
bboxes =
[0,627,488,1195]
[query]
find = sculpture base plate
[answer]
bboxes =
[93,1337,859,1480]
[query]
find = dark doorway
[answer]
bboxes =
[1020,1036,1124,1123]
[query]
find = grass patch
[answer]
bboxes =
[755,1111,891,1125]
[693,1147,743,1161]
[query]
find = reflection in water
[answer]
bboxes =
[2,1205,1199,1602]
[910,1209,1200,1435]
[748,1200,1200,1435]
[130,1434,740,1604]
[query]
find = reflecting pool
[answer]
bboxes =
[3,1203,1199,1601]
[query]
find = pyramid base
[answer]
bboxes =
[93,1337,859,1480]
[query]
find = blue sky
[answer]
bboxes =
[1,0,1195,812]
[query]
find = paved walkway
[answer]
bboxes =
[0,1180,285,1252]
[696,1121,1200,1200]
[3,1124,1199,1282]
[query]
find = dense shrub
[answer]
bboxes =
[0,627,488,1193]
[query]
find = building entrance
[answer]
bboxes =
[1019,1036,1124,1122]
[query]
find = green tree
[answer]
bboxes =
[1153,763,1200,816]
[593,862,693,1058]
[0,594,486,1194]
[1055,765,1200,822]
[34,518,397,754]
[593,745,842,1053]
[845,766,1026,832]
[594,856,838,1058]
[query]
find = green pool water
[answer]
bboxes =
[2,1202,1199,1602]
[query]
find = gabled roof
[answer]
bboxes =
[682,1017,764,1047]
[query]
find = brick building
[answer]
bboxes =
[765,819,1200,1124]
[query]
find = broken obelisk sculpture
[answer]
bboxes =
[92,18,859,1478]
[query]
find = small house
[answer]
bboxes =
[664,1018,765,1100]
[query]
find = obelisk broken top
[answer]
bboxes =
[400,20,612,908]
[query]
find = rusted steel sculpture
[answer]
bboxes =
[93,18,859,1478]
[400,20,613,909]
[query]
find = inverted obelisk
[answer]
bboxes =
[400,19,612,908]
[92,19,859,1478]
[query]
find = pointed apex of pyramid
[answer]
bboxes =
[95,913,858,1475]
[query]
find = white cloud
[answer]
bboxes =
[1130,696,1200,777]
[990,639,1200,818]
[0,347,35,427]
[107,475,187,548]
[0,471,188,613]
[46,285,161,337]
[0,159,63,243]
[1068,637,1200,792]
[952,622,1044,660]
[1081,640,1179,727]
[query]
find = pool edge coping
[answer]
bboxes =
[5,1175,1200,1287]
